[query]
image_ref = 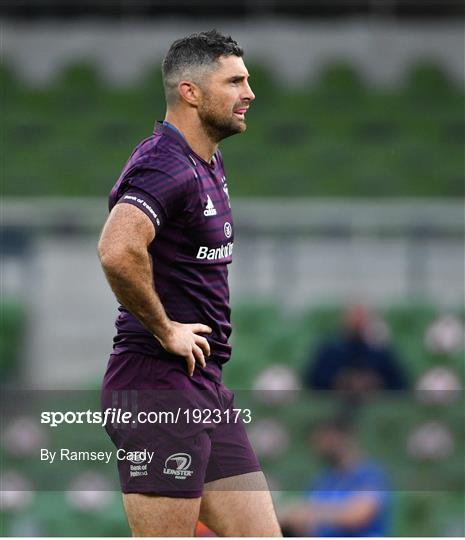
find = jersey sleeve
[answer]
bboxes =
[114,165,193,233]
[117,189,163,231]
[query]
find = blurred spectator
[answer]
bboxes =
[303,305,408,393]
[279,417,391,537]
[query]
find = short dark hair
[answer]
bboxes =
[162,30,243,105]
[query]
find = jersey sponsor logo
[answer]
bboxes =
[196,242,234,261]
[163,453,193,480]
[204,195,217,217]
[224,222,232,238]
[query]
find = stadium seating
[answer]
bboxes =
[1,58,463,535]
[1,302,463,535]
[2,61,463,198]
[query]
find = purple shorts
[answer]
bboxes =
[101,352,261,498]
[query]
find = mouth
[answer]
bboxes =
[233,107,248,120]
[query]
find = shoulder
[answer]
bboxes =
[309,468,335,491]
[128,135,197,182]
[355,460,389,487]
[109,135,198,211]
[317,336,343,355]
[120,135,198,194]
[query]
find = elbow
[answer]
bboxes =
[97,239,109,267]
[97,239,105,263]
[98,241,123,272]
[98,241,144,274]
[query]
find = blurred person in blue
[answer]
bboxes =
[279,417,391,537]
[303,305,408,394]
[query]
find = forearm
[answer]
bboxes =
[100,246,171,342]
[310,497,378,530]
[278,495,378,535]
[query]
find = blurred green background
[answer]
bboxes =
[2,61,463,198]
[1,7,464,537]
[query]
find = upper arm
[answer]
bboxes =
[98,203,155,263]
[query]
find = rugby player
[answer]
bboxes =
[98,30,282,537]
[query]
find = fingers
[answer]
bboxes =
[186,352,196,377]
[190,323,212,335]
[172,322,212,376]
[194,335,211,357]
[192,343,206,369]
[185,344,206,377]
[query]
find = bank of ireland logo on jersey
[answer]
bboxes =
[224,222,232,239]
[163,453,194,480]
[204,195,217,217]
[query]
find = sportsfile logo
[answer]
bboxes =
[163,453,193,480]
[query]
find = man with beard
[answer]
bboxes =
[303,305,408,395]
[98,30,281,536]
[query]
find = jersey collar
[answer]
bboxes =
[154,121,218,169]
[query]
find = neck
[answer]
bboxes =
[165,110,218,164]
[337,446,361,471]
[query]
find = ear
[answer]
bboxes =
[178,80,201,107]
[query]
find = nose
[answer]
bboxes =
[243,81,255,102]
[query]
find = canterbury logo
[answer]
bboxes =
[204,195,217,216]
[163,453,194,480]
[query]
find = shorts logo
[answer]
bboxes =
[129,458,148,478]
[128,454,145,465]
[224,222,232,238]
[163,453,193,480]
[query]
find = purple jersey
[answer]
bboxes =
[108,121,234,380]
